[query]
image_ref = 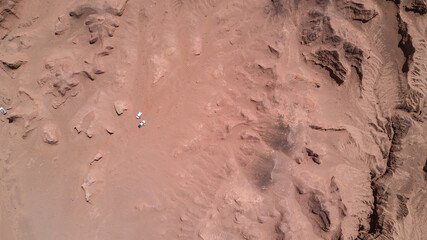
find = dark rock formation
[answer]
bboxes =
[396,194,409,220]
[386,0,401,6]
[310,50,347,85]
[343,41,364,80]
[405,0,427,15]
[386,114,412,169]
[423,159,427,173]
[301,10,342,46]
[391,113,412,145]
[397,14,415,73]
[306,147,321,164]
[308,194,331,232]
[337,1,378,23]
[301,7,366,85]
[295,186,332,232]
[1,59,25,70]
[365,113,413,239]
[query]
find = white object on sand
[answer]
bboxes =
[138,120,146,128]
[0,107,6,115]
[136,112,142,119]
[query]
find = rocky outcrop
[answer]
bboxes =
[306,147,321,164]
[68,1,126,46]
[69,0,129,17]
[386,0,401,6]
[397,14,415,74]
[405,0,427,15]
[0,58,25,70]
[309,50,347,85]
[38,58,80,108]
[54,15,69,35]
[84,13,119,44]
[300,2,368,85]
[74,111,96,138]
[114,100,127,115]
[90,153,103,165]
[336,0,378,23]
[343,41,364,80]
[295,177,347,239]
[396,13,426,114]
[42,123,60,144]
[364,113,414,239]
[81,175,96,202]
[52,0,129,81]
[301,10,342,46]
[0,0,19,38]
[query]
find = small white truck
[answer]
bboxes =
[136,112,142,119]
[0,107,6,115]
[138,120,146,128]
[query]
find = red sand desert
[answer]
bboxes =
[0,0,426,239]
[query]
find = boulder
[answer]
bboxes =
[42,123,60,144]
[114,101,127,115]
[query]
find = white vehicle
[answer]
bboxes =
[136,112,142,119]
[138,120,146,128]
[0,107,6,115]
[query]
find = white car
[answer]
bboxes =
[0,107,6,115]
[138,120,146,128]
[136,112,142,119]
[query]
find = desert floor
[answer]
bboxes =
[0,0,426,239]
